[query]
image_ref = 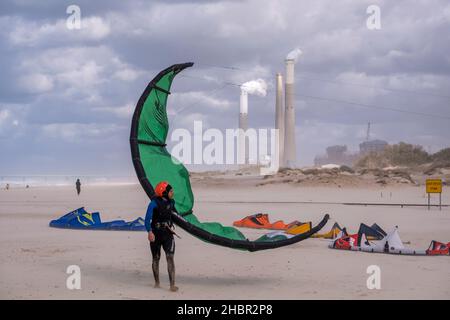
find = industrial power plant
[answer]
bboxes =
[238,48,302,170]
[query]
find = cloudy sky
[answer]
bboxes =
[1,0,449,175]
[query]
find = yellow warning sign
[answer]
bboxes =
[426,179,442,193]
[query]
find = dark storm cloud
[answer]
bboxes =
[0,0,449,174]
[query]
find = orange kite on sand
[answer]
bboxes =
[232,214,347,238]
[233,213,305,230]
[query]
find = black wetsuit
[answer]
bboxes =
[144,196,177,288]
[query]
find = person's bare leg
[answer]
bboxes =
[167,254,178,292]
[152,253,160,288]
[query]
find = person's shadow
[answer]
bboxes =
[82,263,280,288]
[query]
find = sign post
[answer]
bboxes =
[426,179,442,210]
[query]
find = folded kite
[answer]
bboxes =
[330,225,449,256]
[49,207,145,231]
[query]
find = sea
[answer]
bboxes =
[0,176,138,188]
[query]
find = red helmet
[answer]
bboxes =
[155,181,170,197]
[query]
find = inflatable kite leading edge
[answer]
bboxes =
[129,62,329,251]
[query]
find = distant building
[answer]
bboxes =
[326,145,347,160]
[314,139,390,167]
[359,140,388,155]
[314,145,358,167]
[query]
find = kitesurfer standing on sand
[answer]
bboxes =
[145,181,179,292]
[75,178,81,195]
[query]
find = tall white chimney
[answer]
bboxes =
[238,79,267,166]
[238,89,249,165]
[284,49,302,168]
[275,73,285,168]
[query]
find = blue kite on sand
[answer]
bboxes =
[49,207,145,231]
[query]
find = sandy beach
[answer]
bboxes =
[1,178,449,300]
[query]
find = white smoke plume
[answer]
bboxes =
[286,48,302,62]
[240,79,268,96]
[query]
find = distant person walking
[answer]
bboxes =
[5,183,10,190]
[75,179,81,195]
